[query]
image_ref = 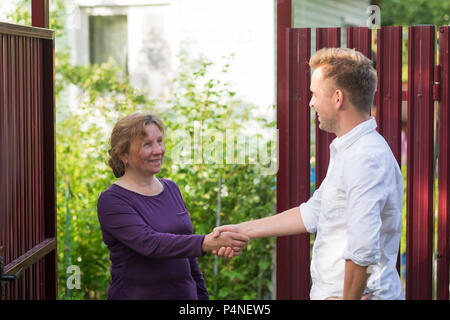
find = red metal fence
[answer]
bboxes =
[0,21,56,299]
[277,25,450,300]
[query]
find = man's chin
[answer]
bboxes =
[318,122,334,134]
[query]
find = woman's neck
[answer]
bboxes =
[116,171,162,196]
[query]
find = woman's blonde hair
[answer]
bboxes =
[108,112,165,178]
[309,47,377,114]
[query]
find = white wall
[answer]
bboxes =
[0,1,15,21]
[174,0,275,112]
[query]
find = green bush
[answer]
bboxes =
[7,0,276,300]
[55,53,276,299]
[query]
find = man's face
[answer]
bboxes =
[309,66,339,134]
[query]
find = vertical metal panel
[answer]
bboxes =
[33,37,40,299]
[0,34,3,257]
[290,28,311,300]
[0,27,55,299]
[375,26,403,275]
[406,25,435,300]
[0,34,4,297]
[276,0,292,300]
[31,0,50,29]
[17,35,25,299]
[42,36,57,299]
[32,36,38,300]
[10,34,18,299]
[276,31,292,300]
[315,28,340,188]
[37,36,43,299]
[437,26,450,300]
[2,34,10,299]
[346,27,372,59]
[24,35,31,299]
[375,27,402,165]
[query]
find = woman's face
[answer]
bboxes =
[128,123,165,176]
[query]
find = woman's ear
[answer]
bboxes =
[119,153,129,167]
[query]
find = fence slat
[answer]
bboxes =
[406,25,436,300]
[315,28,340,188]
[276,0,292,299]
[289,28,311,300]
[376,26,403,164]
[42,36,57,299]
[346,27,372,58]
[437,26,450,300]
[375,25,404,280]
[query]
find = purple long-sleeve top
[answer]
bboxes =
[97,178,210,300]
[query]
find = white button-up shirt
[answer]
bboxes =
[300,117,404,300]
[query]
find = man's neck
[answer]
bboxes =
[335,112,371,137]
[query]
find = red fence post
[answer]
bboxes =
[31,0,49,29]
[276,0,292,300]
[406,25,436,300]
[289,28,311,300]
[346,27,372,58]
[375,26,402,164]
[437,26,450,300]
[375,25,403,278]
[314,28,340,188]
[41,35,57,300]
[32,0,57,297]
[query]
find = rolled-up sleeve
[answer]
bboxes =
[342,155,387,266]
[300,184,324,234]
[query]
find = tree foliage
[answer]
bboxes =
[56,53,276,300]
[7,0,276,300]
[374,0,450,26]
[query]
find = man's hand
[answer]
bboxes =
[325,293,372,300]
[210,206,308,259]
[202,230,249,259]
[342,260,371,300]
[211,224,246,259]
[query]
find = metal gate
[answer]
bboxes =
[0,6,56,299]
[276,1,450,301]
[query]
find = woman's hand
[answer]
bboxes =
[202,230,249,258]
[210,224,247,259]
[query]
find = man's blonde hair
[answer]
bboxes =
[309,47,377,114]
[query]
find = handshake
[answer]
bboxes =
[201,224,248,259]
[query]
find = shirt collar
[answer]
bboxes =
[330,117,378,155]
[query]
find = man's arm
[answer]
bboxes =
[213,206,307,240]
[342,260,370,300]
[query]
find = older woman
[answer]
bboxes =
[97,112,248,300]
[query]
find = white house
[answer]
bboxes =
[66,0,370,120]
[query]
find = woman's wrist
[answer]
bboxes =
[201,233,212,252]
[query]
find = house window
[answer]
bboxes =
[89,15,128,75]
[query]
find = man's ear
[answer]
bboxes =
[334,89,345,110]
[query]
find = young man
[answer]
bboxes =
[213,48,404,300]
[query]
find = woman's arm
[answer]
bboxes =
[98,193,248,259]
